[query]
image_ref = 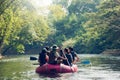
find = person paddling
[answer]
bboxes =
[69,47,79,64]
[48,45,66,65]
[63,48,73,66]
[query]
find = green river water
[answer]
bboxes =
[0,54,120,80]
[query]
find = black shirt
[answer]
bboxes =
[71,51,77,61]
[63,53,73,66]
[39,52,47,66]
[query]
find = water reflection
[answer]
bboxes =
[89,56,120,71]
[0,54,120,80]
[38,73,62,78]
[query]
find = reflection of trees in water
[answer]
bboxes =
[103,59,120,71]
[90,56,120,71]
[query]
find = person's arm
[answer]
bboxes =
[45,55,49,62]
[58,56,67,60]
[57,52,67,60]
[70,54,73,63]
[74,52,79,62]
[38,53,40,62]
[38,55,41,65]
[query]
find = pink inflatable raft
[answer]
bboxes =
[36,63,78,74]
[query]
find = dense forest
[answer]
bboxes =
[0,0,120,55]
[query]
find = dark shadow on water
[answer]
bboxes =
[38,73,62,78]
[98,57,120,71]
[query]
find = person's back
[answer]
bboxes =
[48,51,57,64]
[63,53,73,66]
[38,48,48,66]
[63,48,73,66]
[71,51,77,61]
[69,47,79,63]
[59,49,64,57]
[48,45,60,65]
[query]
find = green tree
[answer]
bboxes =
[0,0,50,55]
[76,0,120,53]
[49,0,100,49]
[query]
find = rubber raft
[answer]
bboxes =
[36,63,78,74]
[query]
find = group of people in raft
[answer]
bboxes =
[38,45,79,67]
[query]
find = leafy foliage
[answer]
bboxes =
[49,0,120,53]
[0,0,50,54]
[0,0,120,55]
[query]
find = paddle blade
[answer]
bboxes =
[30,56,38,60]
[81,60,90,64]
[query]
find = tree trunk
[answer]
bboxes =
[0,32,5,56]
[2,45,13,55]
[0,44,4,56]
[0,48,3,59]
[0,48,2,56]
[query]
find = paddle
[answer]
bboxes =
[77,60,90,64]
[62,51,74,72]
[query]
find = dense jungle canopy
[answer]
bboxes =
[0,0,120,55]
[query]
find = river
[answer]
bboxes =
[0,54,120,80]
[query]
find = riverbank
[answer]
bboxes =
[102,49,120,56]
